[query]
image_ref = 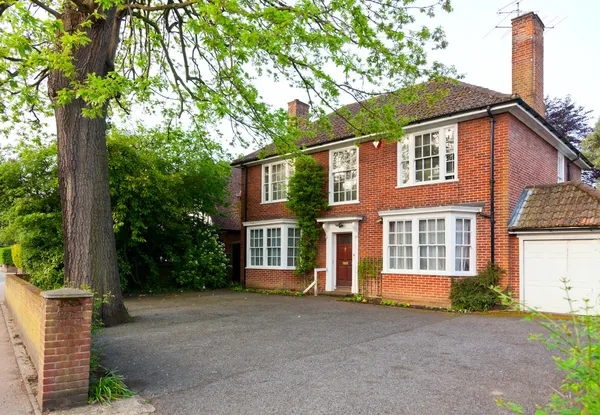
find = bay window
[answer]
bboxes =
[381,206,479,276]
[245,221,301,269]
[330,146,358,204]
[398,125,457,187]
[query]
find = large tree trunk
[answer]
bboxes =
[49,6,128,326]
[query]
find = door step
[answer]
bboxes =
[322,289,353,297]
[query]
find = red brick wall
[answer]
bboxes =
[240,112,572,306]
[5,275,92,411]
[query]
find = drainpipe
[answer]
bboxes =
[243,166,248,288]
[486,106,496,264]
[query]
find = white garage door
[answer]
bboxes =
[523,239,600,315]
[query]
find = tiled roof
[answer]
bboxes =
[212,167,241,231]
[509,182,600,230]
[232,81,513,165]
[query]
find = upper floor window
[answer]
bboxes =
[262,161,293,203]
[330,146,358,204]
[557,153,565,183]
[398,125,457,187]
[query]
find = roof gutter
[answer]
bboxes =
[509,227,600,234]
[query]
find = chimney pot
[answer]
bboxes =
[511,12,545,116]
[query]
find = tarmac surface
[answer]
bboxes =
[98,290,562,415]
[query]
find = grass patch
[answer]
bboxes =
[88,369,134,405]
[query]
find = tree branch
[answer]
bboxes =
[122,0,199,12]
[29,0,62,18]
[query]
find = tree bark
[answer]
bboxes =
[49,6,128,326]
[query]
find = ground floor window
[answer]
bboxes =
[381,207,478,276]
[246,222,300,270]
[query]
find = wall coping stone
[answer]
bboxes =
[41,288,93,299]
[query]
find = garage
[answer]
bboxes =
[521,237,600,314]
[510,183,600,315]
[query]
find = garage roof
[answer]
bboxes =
[509,182,600,230]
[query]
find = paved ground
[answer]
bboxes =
[0,273,36,414]
[98,290,561,415]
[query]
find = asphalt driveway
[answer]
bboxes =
[98,291,561,415]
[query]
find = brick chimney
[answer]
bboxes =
[288,99,309,121]
[512,12,545,115]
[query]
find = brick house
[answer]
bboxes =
[231,13,598,310]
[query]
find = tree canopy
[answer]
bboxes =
[545,95,593,148]
[0,128,232,291]
[582,119,600,185]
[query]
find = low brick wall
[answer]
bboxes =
[5,275,93,411]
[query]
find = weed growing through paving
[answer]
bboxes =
[494,283,600,414]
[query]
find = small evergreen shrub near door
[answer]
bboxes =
[0,247,12,265]
[450,263,503,312]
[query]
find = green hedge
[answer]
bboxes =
[0,247,12,265]
[11,244,23,270]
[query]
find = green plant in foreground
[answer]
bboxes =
[495,284,600,414]
[450,263,503,312]
[343,294,367,303]
[88,370,134,405]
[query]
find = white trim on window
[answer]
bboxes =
[329,146,359,205]
[261,160,293,204]
[381,206,478,277]
[245,220,300,270]
[397,124,458,188]
[557,153,565,183]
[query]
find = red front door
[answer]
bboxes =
[336,234,353,287]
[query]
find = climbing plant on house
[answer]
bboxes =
[286,156,328,282]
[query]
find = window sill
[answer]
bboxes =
[260,199,288,205]
[329,200,360,206]
[395,178,459,189]
[382,269,476,277]
[246,266,296,271]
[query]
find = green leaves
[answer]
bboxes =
[1,0,454,151]
[286,155,328,278]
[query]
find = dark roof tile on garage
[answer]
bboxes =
[232,80,514,165]
[509,182,600,230]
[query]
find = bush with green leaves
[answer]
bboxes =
[286,155,328,281]
[11,244,23,270]
[449,263,503,312]
[0,247,12,265]
[496,286,600,414]
[0,127,231,292]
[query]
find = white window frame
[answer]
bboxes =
[329,146,359,205]
[557,153,565,183]
[244,220,300,270]
[261,161,293,204]
[397,124,458,188]
[381,206,478,277]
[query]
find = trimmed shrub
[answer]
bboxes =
[450,263,503,312]
[11,244,23,270]
[0,247,12,265]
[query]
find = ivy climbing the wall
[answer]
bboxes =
[286,155,329,282]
